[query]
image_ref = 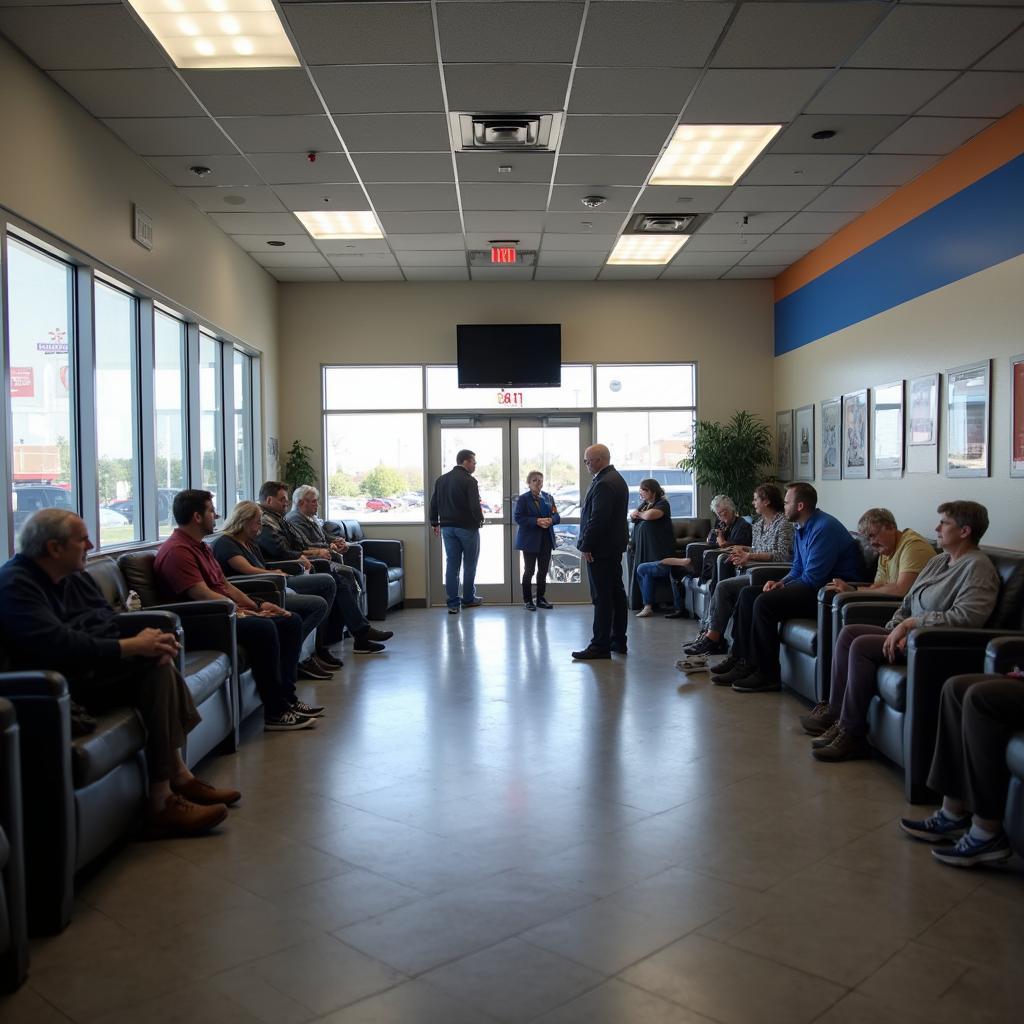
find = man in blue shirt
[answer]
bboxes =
[711,482,863,693]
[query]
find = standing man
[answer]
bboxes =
[430,449,484,614]
[573,444,629,660]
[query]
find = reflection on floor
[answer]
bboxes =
[5,605,1023,1023]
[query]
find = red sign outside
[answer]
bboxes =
[10,367,34,398]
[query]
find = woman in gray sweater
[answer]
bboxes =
[807,500,999,762]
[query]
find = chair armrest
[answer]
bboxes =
[985,635,1024,673]
[309,558,333,574]
[115,610,181,637]
[360,539,403,568]
[264,560,305,576]
[340,544,364,573]
[684,541,712,562]
[229,572,286,603]
[152,599,236,655]
[744,564,791,588]
[715,552,738,584]
[837,598,898,628]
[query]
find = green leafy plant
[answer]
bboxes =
[678,411,774,515]
[281,440,318,495]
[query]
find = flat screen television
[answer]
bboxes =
[456,323,561,388]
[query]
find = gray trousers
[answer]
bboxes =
[704,575,751,634]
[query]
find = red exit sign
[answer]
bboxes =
[490,246,517,264]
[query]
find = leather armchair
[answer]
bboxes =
[986,636,1024,857]
[335,519,404,620]
[0,696,28,991]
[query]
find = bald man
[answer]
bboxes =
[573,444,630,660]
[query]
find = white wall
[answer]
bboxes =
[774,253,1024,550]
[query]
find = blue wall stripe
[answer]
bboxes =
[774,153,1024,356]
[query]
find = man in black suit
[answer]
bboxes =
[574,444,630,660]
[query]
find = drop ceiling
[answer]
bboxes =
[2,1,1023,283]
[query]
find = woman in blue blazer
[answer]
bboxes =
[514,471,561,610]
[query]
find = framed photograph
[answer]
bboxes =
[842,389,869,479]
[1012,354,1024,478]
[906,372,939,475]
[775,410,793,481]
[794,405,814,481]
[821,396,841,481]
[946,359,990,478]
[871,381,904,478]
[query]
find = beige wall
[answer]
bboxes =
[279,279,776,598]
[774,253,1024,550]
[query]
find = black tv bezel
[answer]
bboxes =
[456,323,561,389]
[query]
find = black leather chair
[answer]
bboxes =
[335,519,404,620]
[987,637,1024,857]
[0,696,28,991]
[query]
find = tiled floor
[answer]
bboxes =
[4,605,1023,1023]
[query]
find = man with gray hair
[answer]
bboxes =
[286,485,368,591]
[0,509,239,837]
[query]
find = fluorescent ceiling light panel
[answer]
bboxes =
[650,124,781,186]
[294,210,383,240]
[606,235,689,266]
[126,0,299,69]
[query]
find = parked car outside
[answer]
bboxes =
[365,497,393,512]
[12,484,73,531]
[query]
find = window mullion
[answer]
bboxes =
[76,264,97,541]
[138,296,156,540]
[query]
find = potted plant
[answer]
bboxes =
[678,411,774,515]
[281,440,318,495]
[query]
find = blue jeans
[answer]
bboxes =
[441,527,480,608]
[635,560,678,607]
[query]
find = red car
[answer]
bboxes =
[365,497,393,511]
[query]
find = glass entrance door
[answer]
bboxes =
[427,415,592,605]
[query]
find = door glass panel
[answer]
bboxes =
[443,523,505,587]
[515,427,580,511]
[440,426,503,521]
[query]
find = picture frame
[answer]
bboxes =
[820,396,841,481]
[775,410,793,481]
[842,388,869,479]
[871,381,904,478]
[946,359,990,478]
[906,372,939,475]
[1012,353,1024,478]
[793,405,814,481]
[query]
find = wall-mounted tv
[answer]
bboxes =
[456,323,561,388]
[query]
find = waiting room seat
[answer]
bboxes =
[0,696,28,991]
[334,519,404,620]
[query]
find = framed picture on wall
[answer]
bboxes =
[946,359,990,478]
[821,396,841,481]
[794,405,814,481]
[775,410,793,481]
[1012,353,1024,478]
[842,389,869,479]
[906,372,939,475]
[871,381,904,478]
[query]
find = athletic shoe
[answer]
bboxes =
[448,606,459,614]
[683,629,708,653]
[710,653,741,675]
[315,649,344,669]
[462,598,483,608]
[636,607,654,618]
[711,659,752,685]
[799,701,836,736]
[297,658,333,680]
[291,700,326,719]
[932,831,1012,868]
[524,600,537,611]
[366,627,394,641]
[811,722,841,749]
[676,655,710,673]
[732,672,782,693]
[899,809,972,843]
[353,638,386,654]
[811,728,872,761]
[265,710,316,731]
[686,635,727,657]
[536,597,554,609]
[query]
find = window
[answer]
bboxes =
[233,349,254,505]
[199,332,223,510]
[426,365,593,410]
[7,237,77,539]
[154,310,187,537]
[324,366,422,410]
[595,364,694,408]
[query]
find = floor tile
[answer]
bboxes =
[532,978,716,1024]
[319,979,500,1024]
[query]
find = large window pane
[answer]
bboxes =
[324,366,422,410]
[426,365,593,410]
[94,281,139,546]
[155,311,187,537]
[199,333,223,510]
[233,349,253,504]
[325,413,423,523]
[596,364,694,408]
[7,237,77,540]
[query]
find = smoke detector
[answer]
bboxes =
[449,112,563,151]
[581,195,607,208]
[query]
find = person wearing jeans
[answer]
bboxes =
[430,449,484,613]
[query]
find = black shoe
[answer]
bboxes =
[610,642,628,654]
[366,627,394,641]
[311,654,339,675]
[664,610,688,619]
[710,659,752,685]
[731,671,781,693]
[524,600,537,611]
[572,647,611,660]
[315,649,344,669]
[297,658,333,680]
[536,597,554,609]
[448,606,459,614]
[291,700,326,719]
[462,598,483,608]
[353,638,386,654]
[686,635,727,657]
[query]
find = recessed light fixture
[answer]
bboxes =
[606,235,689,266]
[125,0,299,69]
[649,124,781,187]
[811,129,837,141]
[293,210,383,240]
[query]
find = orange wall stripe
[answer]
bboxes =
[775,105,1024,302]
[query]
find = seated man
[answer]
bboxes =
[286,485,379,586]
[257,481,391,655]
[899,665,1023,867]
[155,490,321,731]
[0,509,238,837]
[711,482,863,693]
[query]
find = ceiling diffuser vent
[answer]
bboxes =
[450,113,563,152]
[626,213,701,234]
[468,249,537,267]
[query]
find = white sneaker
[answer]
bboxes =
[636,607,654,618]
[675,655,710,673]
[265,710,316,731]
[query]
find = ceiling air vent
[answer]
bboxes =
[450,113,563,152]
[468,249,537,267]
[626,213,701,234]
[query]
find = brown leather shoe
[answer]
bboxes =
[149,794,227,837]
[172,777,241,806]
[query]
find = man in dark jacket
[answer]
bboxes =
[574,444,630,660]
[429,450,484,614]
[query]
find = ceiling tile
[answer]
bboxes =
[403,268,470,281]
[50,69,202,117]
[466,233,541,249]
[776,211,860,233]
[248,152,357,185]
[848,6,1024,70]
[554,155,655,186]
[335,113,450,152]
[387,234,466,251]
[182,70,322,117]
[833,154,939,188]
[543,211,628,234]
[379,212,465,233]
[355,153,455,183]
[271,183,371,210]
[463,212,547,233]
[145,155,264,188]
[918,72,1024,118]
[444,64,571,111]
[599,266,664,280]
[978,26,1024,70]
[177,186,286,214]
[326,254,399,268]
[699,211,796,233]
[659,266,726,279]
[456,152,555,183]
[771,114,907,154]
[101,117,234,156]
[560,115,676,155]
[568,68,700,114]
[366,183,460,211]
[284,3,438,65]
[723,265,789,279]
[683,69,831,123]
[209,212,304,234]
[536,251,608,268]
[460,183,550,211]
[313,65,444,114]
[685,233,768,252]
[741,153,861,186]
[470,267,536,281]
[218,115,340,154]
[805,69,958,116]
[316,239,391,255]
[271,268,340,282]
[739,250,809,266]
[231,235,318,253]
[757,233,831,252]
[803,186,896,213]
[669,250,743,267]
[549,185,641,213]
[540,234,617,252]
[251,250,330,269]
[873,116,994,154]
[535,268,600,280]
[395,251,468,267]
[437,2,584,63]
[711,2,885,69]
[337,269,405,281]
[578,2,732,68]
[719,185,826,212]
[635,185,733,213]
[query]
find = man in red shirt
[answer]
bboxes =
[154,490,322,731]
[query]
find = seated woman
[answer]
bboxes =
[629,479,677,617]
[212,501,338,680]
[683,484,793,658]
[513,471,560,610]
[810,500,1000,762]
